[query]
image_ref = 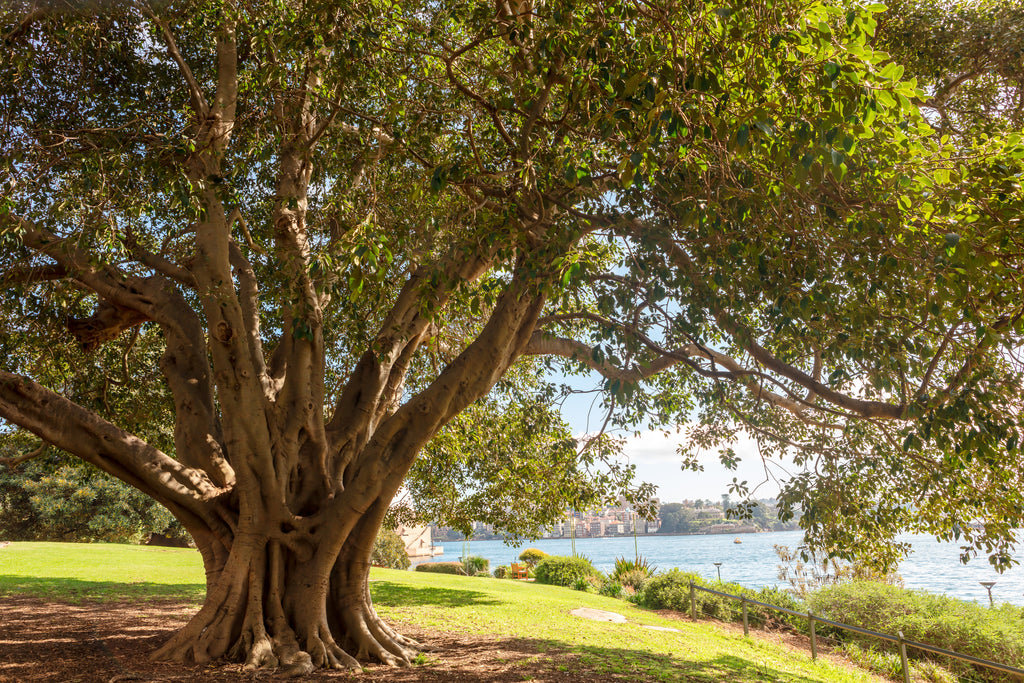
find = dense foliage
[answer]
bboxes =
[518,548,548,566]
[640,569,805,628]
[533,555,601,587]
[810,582,1024,681]
[0,436,185,543]
[370,528,411,570]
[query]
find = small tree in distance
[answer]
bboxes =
[370,528,410,571]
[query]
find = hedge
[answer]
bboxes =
[533,555,599,587]
[414,562,467,575]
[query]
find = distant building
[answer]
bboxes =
[396,524,443,562]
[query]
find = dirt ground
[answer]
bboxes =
[0,596,600,682]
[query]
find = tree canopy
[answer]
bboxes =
[1,0,1022,673]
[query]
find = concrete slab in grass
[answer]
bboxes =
[570,607,627,623]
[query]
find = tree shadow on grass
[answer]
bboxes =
[527,640,831,682]
[0,574,205,603]
[370,581,502,608]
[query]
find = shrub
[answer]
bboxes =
[642,570,807,629]
[612,555,655,582]
[370,528,410,570]
[518,548,548,567]
[572,575,603,593]
[414,562,466,575]
[493,565,510,579]
[642,569,702,612]
[616,568,652,592]
[809,581,1024,681]
[600,581,623,598]
[533,555,600,587]
[842,643,957,683]
[462,555,489,575]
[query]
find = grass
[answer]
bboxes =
[370,569,882,682]
[0,542,883,682]
[0,541,205,602]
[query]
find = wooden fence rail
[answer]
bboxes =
[688,581,1024,683]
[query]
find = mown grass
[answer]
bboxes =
[0,541,205,602]
[0,543,882,682]
[370,568,882,682]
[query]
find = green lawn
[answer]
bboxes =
[0,542,881,682]
[0,541,206,602]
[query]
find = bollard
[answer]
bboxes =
[898,630,910,683]
[808,611,817,661]
[741,596,749,637]
[689,581,697,621]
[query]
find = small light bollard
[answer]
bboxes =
[979,581,996,607]
[713,562,722,582]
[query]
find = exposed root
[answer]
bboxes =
[277,651,315,678]
[153,529,426,675]
[304,631,360,671]
[241,636,278,671]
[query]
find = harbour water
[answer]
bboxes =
[436,530,1024,606]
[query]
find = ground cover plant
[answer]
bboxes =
[2,0,1023,675]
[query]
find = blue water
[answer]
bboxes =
[435,530,1024,606]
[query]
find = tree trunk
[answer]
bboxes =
[152,491,419,675]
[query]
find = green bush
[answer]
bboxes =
[642,570,806,630]
[612,555,655,581]
[600,581,623,598]
[617,568,652,592]
[414,561,466,575]
[370,528,410,570]
[533,555,600,587]
[493,565,510,579]
[642,569,703,612]
[842,643,957,683]
[809,581,1024,681]
[518,548,548,567]
[462,555,490,575]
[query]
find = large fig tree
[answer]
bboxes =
[1,0,1022,674]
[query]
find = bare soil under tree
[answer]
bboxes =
[0,596,599,682]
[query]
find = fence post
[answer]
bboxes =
[808,611,817,661]
[689,581,697,621]
[741,596,749,637]
[897,630,911,683]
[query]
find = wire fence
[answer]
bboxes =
[687,581,1024,683]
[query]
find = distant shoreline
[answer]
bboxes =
[439,528,800,543]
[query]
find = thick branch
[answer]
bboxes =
[6,214,231,484]
[0,370,222,511]
[323,263,547,551]
[0,263,68,286]
[524,331,816,419]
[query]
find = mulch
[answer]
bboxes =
[0,596,599,682]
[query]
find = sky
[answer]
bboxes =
[617,429,791,504]
[555,374,798,504]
